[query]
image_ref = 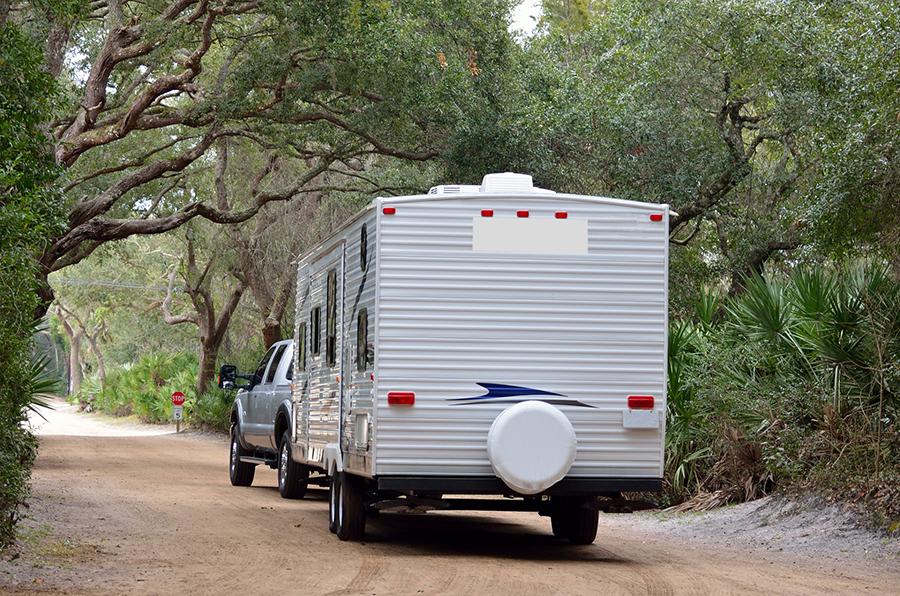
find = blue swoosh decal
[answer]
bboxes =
[448,383,597,408]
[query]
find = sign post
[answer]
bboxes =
[171,391,186,433]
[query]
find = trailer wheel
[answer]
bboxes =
[550,497,599,544]
[335,472,366,541]
[550,510,568,538]
[549,496,574,538]
[565,499,599,545]
[278,431,309,499]
[229,426,255,487]
[328,473,339,534]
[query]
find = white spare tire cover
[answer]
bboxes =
[487,400,577,495]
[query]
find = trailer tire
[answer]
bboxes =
[278,431,309,499]
[565,499,599,545]
[229,426,255,487]
[335,472,366,541]
[328,473,339,534]
[550,510,568,538]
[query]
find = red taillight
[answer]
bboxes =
[517,210,529,218]
[555,212,568,219]
[628,395,654,409]
[650,213,663,222]
[388,392,415,406]
[383,207,396,215]
[481,209,494,217]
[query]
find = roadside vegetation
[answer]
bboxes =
[3,0,900,550]
[664,268,900,525]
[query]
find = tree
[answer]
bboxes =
[452,0,879,304]
[35,0,515,318]
[0,1,71,548]
[160,227,246,394]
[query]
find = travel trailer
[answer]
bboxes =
[240,172,670,543]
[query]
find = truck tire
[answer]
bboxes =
[335,472,366,541]
[229,426,255,487]
[278,431,309,499]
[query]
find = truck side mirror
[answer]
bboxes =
[218,364,238,390]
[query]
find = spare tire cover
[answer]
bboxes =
[487,400,577,495]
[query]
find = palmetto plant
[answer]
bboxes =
[665,266,900,507]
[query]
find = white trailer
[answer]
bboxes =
[288,172,669,542]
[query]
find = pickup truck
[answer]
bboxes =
[217,339,309,498]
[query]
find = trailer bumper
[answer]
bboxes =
[375,476,662,495]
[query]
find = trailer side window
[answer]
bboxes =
[356,309,368,372]
[296,322,306,373]
[310,307,321,356]
[326,269,337,368]
[360,225,368,271]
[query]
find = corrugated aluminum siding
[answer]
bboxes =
[373,194,668,479]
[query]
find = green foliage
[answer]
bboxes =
[666,266,900,515]
[0,12,68,549]
[75,352,232,430]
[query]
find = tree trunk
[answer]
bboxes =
[262,322,282,350]
[197,339,219,397]
[57,311,83,396]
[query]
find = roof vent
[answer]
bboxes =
[428,184,481,195]
[480,172,534,194]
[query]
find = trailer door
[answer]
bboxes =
[306,242,345,464]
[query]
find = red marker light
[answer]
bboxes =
[555,212,568,219]
[517,210,529,218]
[388,392,415,406]
[481,210,494,217]
[650,213,663,222]
[627,395,654,410]
[383,207,396,215]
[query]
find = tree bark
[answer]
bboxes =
[56,307,83,396]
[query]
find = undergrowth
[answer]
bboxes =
[663,266,900,529]
[73,352,233,432]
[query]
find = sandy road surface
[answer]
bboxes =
[2,399,898,595]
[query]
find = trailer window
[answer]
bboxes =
[326,269,337,368]
[360,225,368,271]
[356,309,368,371]
[310,307,321,356]
[296,322,307,372]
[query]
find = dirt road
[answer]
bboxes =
[2,399,898,595]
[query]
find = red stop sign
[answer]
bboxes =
[171,391,186,406]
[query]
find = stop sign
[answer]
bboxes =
[171,391,186,406]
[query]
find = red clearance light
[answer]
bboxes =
[555,212,568,219]
[627,395,654,410]
[383,207,396,215]
[650,213,663,222]
[517,210,529,218]
[388,392,415,406]
[481,210,494,217]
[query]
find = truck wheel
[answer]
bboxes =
[328,473,339,533]
[335,472,366,541]
[229,426,255,487]
[278,431,309,499]
[565,498,599,545]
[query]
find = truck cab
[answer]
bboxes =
[218,339,309,498]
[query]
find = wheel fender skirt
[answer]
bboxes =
[324,443,343,476]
